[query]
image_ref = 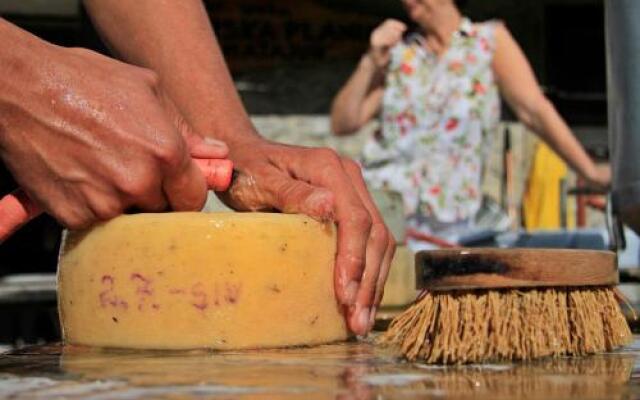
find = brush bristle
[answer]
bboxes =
[377,287,632,364]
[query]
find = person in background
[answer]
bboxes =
[331,0,609,250]
[0,0,395,335]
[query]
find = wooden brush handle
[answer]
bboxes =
[416,248,618,290]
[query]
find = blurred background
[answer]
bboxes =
[0,0,628,346]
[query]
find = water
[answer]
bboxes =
[1,337,640,399]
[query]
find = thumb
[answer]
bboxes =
[187,135,229,160]
[162,93,229,160]
[162,157,209,212]
[219,168,335,221]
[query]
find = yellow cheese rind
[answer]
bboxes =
[380,246,416,307]
[58,212,348,350]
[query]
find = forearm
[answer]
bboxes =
[331,54,381,135]
[0,19,52,145]
[492,24,601,183]
[527,98,598,180]
[83,0,260,147]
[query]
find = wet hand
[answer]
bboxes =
[0,45,228,230]
[218,138,396,335]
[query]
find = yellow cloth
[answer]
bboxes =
[522,142,572,229]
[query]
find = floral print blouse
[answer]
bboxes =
[362,18,501,223]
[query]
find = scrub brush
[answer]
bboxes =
[378,248,632,364]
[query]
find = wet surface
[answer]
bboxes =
[1,336,640,399]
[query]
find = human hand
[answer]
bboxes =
[368,19,407,69]
[218,138,396,335]
[0,44,228,230]
[585,164,611,191]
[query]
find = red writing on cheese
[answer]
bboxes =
[97,274,242,313]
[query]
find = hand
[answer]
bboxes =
[0,43,228,229]
[218,138,396,335]
[368,19,407,69]
[585,164,611,191]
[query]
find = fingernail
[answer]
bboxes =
[344,281,359,306]
[358,307,370,332]
[204,137,227,147]
[368,306,377,331]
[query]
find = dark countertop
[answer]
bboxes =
[1,336,640,399]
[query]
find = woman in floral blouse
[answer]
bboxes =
[331,0,609,249]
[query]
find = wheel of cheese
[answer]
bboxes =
[380,246,416,308]
[58,212,349,350]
